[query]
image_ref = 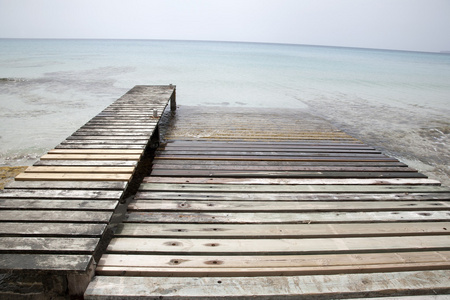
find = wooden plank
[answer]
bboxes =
[0,189,123,199]
[0,254,93,272]
[156,151,389,157]
[97,251,450,276]
[0,199,117,210]
[155,155,399,162]
[15,173,132,182]
[115,222,450,238]
[73,132,152,137]
[34,160,138,166]
[25,166,135,174]
[127,200,450,212]
[135,191,450,201]
[150,170,427,178]
[6,181,127,190]
[152,159,408,167]
[163,142,374,149]
[106,235,450,254]
[0,237,99,253]
[166,140,368,147]
[138,183,450,193]
[146,178,435,186]
[84,270,450,299]
[66,136,150,140]
[40,154,140,160]
[56,144,147,149]
[125,211,450,224]
[26,166,134,174]
[0,210,112,223]
[0,223,106,236]
[160,148,383,154]
[48,149,143,154]
[152,164,416,172]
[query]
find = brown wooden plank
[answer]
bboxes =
[48,149,143,154]
[56,144,147,149]
[106,235,450,254]
[40,154,140,160]
[34,160,138,166]
[25,166,135,174]
[115,222,450,238]
[97,251,450,276]
[15,173,132,182]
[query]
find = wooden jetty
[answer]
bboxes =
[0,85,176,298]
[85,107,450,299]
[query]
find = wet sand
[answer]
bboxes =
[0,166,27,189]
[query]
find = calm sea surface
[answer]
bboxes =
[0,39,449,183]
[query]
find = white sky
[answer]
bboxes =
[0,0,449,52]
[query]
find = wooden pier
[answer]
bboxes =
[85,107,450,299]
[1,88,449,299]
[0,85,176,298]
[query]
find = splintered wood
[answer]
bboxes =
[86,106,450,299]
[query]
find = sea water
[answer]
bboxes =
[0,39,449,183]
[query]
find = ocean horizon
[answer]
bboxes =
[0,38,449,184]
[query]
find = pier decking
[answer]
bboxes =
[85,107,450,299]
[1,87,449,299]
[0,85,175,297]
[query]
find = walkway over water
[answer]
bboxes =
[86,106,450,299]
[0,85,176,298]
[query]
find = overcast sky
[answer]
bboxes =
[0,0,449,52]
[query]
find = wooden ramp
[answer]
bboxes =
[0,85,175,297]
[85,107,450,299]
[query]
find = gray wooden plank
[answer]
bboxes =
[0,199,118,210]
[0,210,112,223]
[84,270,450,299]
[0,237,99,253]
[0,254,93,273]
[125,211,450,224]
[5,181,127,190]
[151,164,416,172]
[138,183,450,193]
[149,170,428,178]
[0,189,123,199]
[152,159,408,167]
[128,199,450,212]
[134,192,450,201]
[0,223,106,236]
